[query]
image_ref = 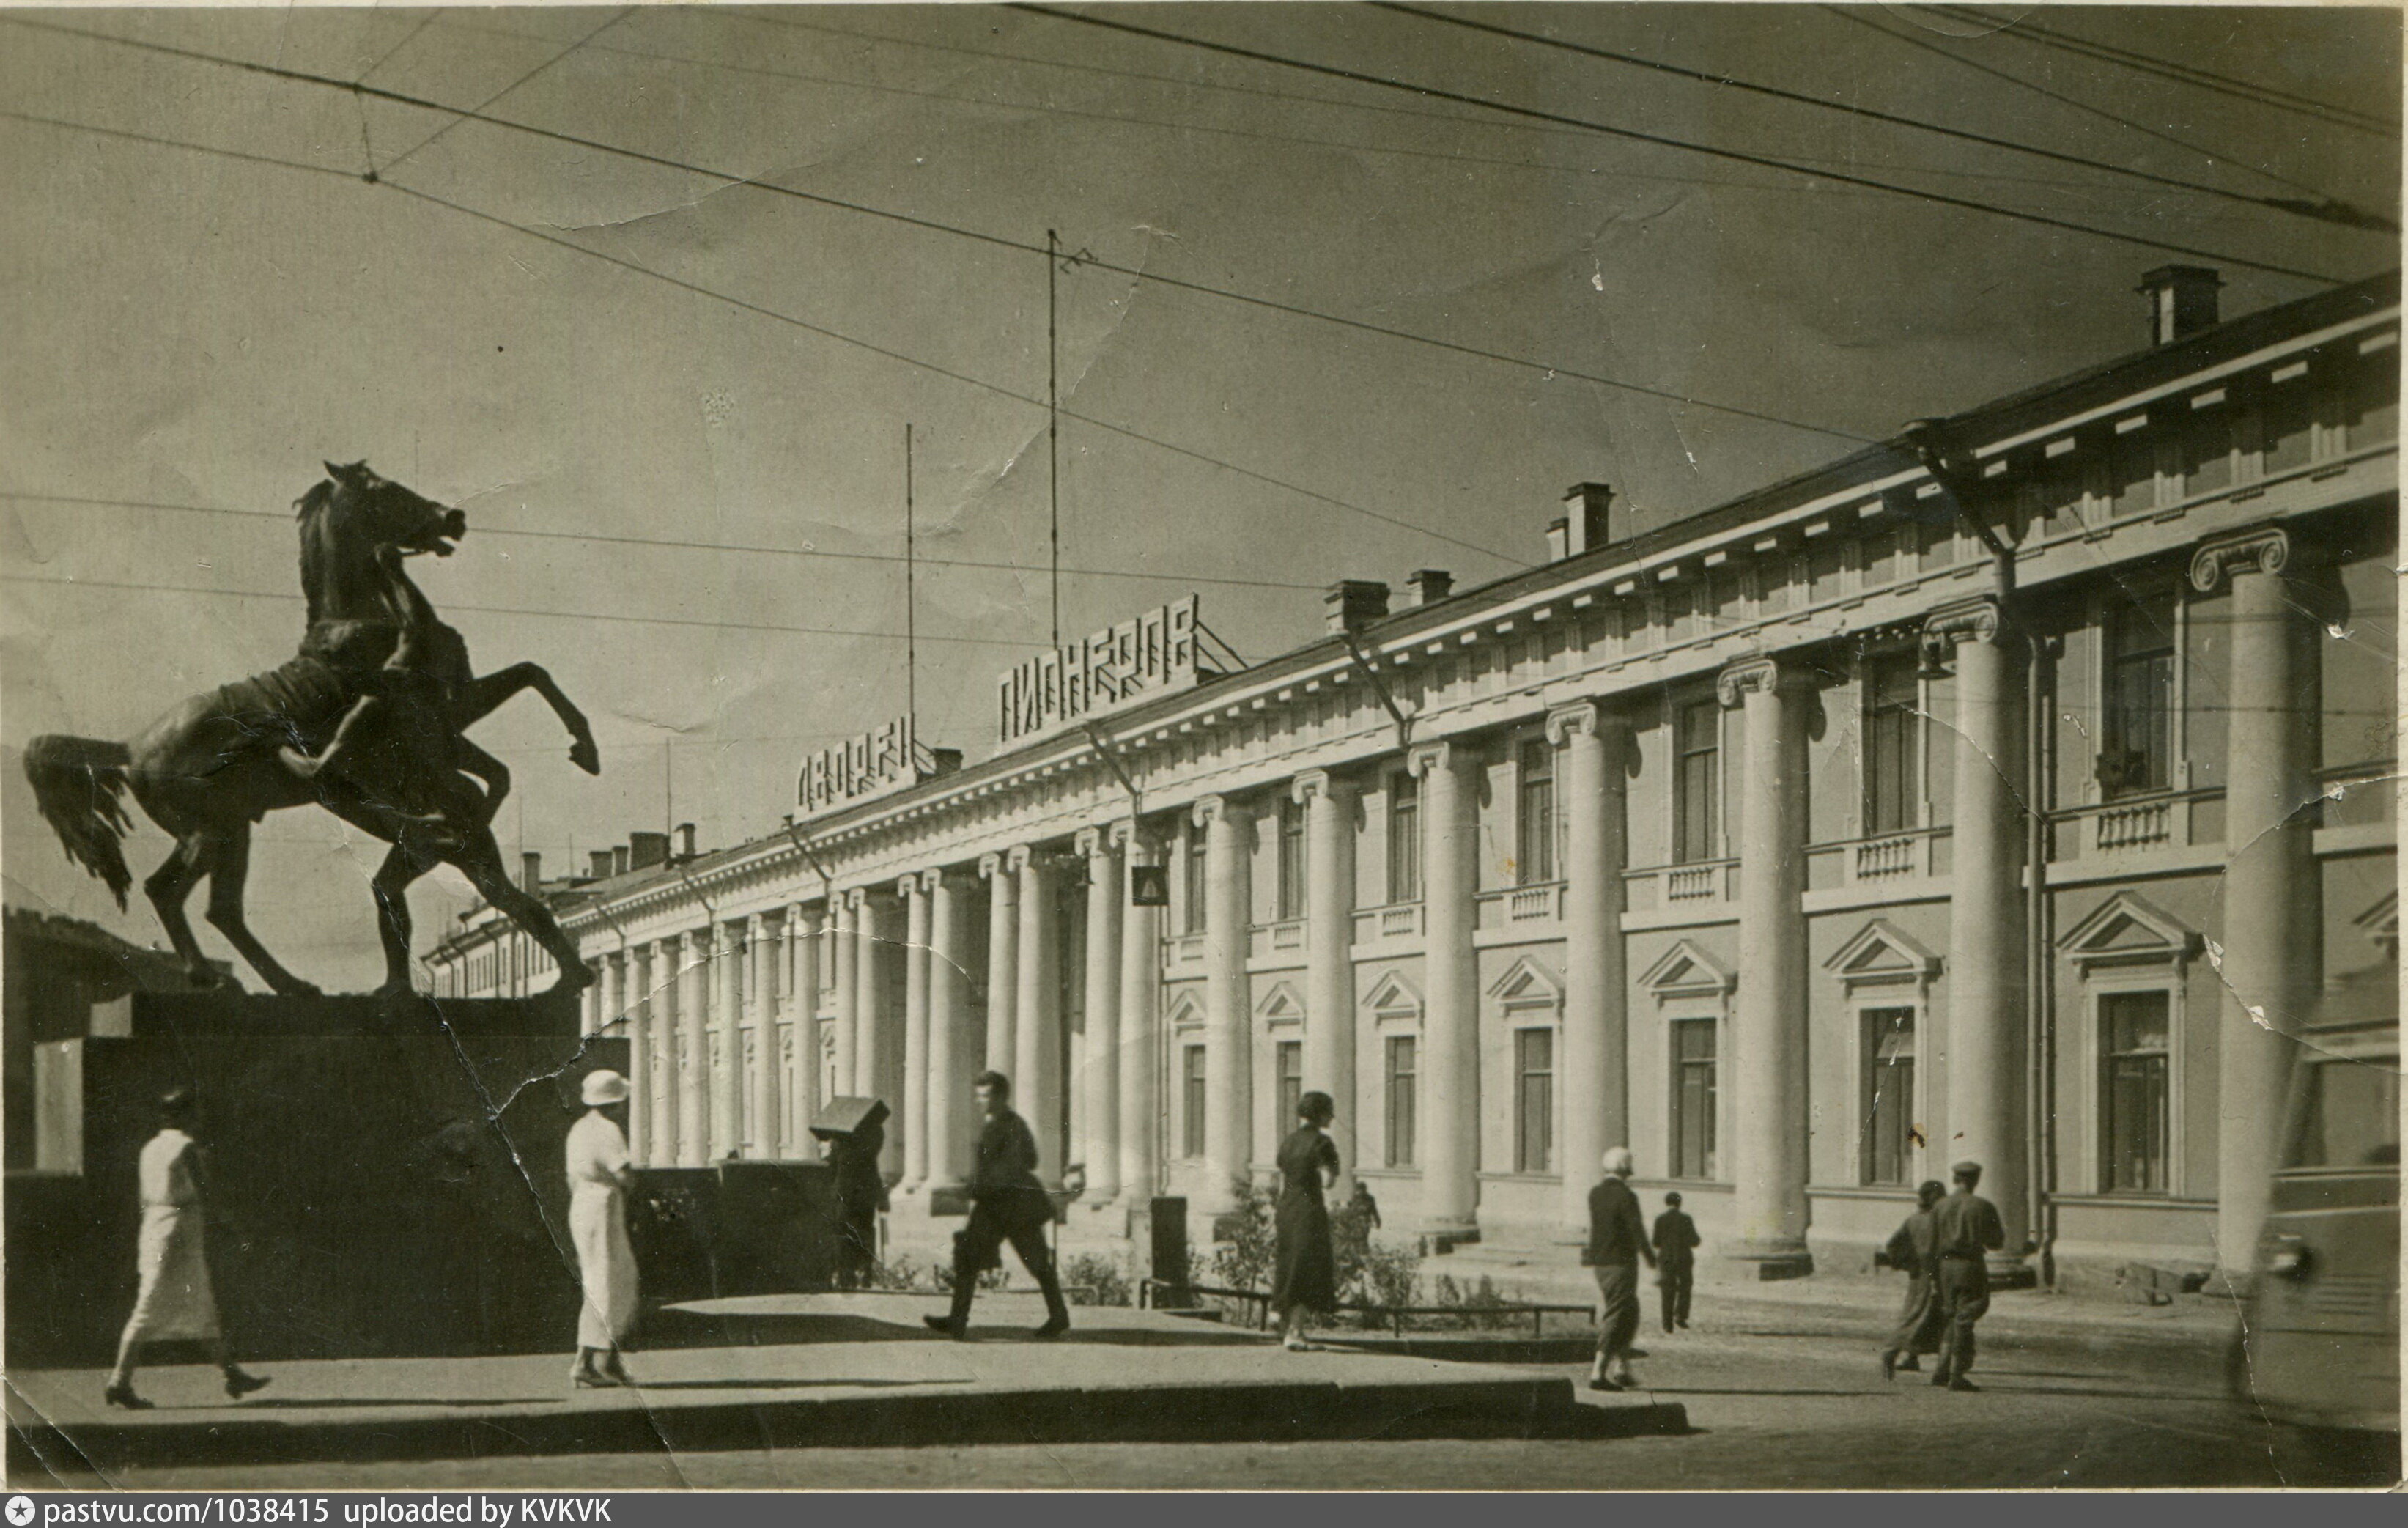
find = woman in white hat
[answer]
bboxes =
[566,1069,638,1388]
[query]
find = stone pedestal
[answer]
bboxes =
[6,992,623,1367]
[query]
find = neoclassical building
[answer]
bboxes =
[430,268,2400,1285]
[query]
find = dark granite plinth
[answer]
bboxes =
[6,991,621,1367]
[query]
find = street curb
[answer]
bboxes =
[7,1378,1685,1472]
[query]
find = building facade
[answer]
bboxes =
[431,270,2401,1285]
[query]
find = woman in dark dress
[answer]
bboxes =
[1270,1090,1342,1351]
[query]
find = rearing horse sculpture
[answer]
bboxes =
[23,462,600,999]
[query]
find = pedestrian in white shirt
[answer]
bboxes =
[105,1087,267,1409]
[567,1070,639,1388]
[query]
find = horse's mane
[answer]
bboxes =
[295,479,336,627]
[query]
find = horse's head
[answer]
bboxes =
[306,460,466,558]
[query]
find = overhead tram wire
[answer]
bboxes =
[1824,9,2387,210]
[0,487,1337,595]
[0,102,1520,569]
[1377,3,2399,234]
[0,572,1049,649]
[374,6,632,178]
[1005,4,2347,287]
[0,17,1875,447]
[1932,5,2401,139]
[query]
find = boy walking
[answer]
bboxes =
[1651,1191,1701,1333]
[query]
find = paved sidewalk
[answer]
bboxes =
[9,1295,1673,1480]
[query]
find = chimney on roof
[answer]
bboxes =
[675,822,698,860]
[1324,580,1391,635]
[613,844,631,876]
[2139,265,2221,347]
[589,850,615,880]
[1559,482,1621,558]
[628,832,668,870]
[520,852,542,892]
[1406,569,1454,607]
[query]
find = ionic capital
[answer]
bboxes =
[1545,698,1631,748]
[1917,597,2006,673]
[895,873,923,902]
[1075,824,1116,860]
[1007,844,1042,876]
[918,866,954,896]
[1715,654,1806,709]
[978,851,1011,881]
[1290,769,1354,808]
[1192,794,1240,830]
[2190,524,2292,593]
[1108,817,1156,857]
[1406,739,1463,778]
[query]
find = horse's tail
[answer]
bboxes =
[22,734,136,909]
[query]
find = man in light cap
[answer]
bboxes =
[1929,1159,2005,1392]
[1581,1146,1655,1390]
[566,1069,639,1388]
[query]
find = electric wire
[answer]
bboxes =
[1006,4,2347,284]
[1,105,1522,566]
[1932,5,2400,138]
[375,7,632,178]
[1378,3,2398,233]
[0,15,1877,445]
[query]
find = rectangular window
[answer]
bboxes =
[1861,1008,1917,1186]
[1277,795,1307,921]
[1183,818,1209,936]
[1276,1040,1304,1133]
[1386,772,1422,904]
[1384,1036,1417,1167]
[1515,1027,1554,1173]
[1674,700,1721,864]
[1183,1044,1208,1159]
[1517,740,1557,885]
[1863,654,1921,835]
[1670,1018,1719,1180]
[2102,594,2176,797]
[2101,991,2170,1193]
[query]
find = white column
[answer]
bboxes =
[678,928,709,1167]
[1551,700,1631,1239]
[1013,846,1063,1188]
[859,890,902,1181]
[713,919,745,1161]
[1194,796,1254,1214]
[788,904,822,1154]
[649,937,679,1167]
[830,891,859,1097]
[1924,598,2031,1273]
[900,871,933,1194]
[1112,819,1161,1206]
[1295,770,1358,1196]
[597,952,623,1047]
[624,946,651,1167]
[1719,656,1811,1268]
[751,910,783,1159]
[581,967,602,1037]
[1078,826,1123,1206]
[1411,742,1480,1241]
[926,868,973,1192]
[980,852,1019,1077]
[2193,527,2319,1273]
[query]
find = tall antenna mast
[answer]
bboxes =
[905,421,917,727]
[663,738,672,840]
[1046,227,1061,650]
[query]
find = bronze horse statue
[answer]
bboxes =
[23,462,601,999]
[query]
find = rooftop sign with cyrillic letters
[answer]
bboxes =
[997,595,1209,745]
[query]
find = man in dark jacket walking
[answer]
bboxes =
[1583,1146,1656,1390]
[1930,1160,2006,1391]
[925,1071,1071,1340]
[1651,1192,1701,1334]
[1879,1179,1948,1378]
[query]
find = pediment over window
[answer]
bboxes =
[1824,919,1942,995]
[1361,970,1424,1022]
[2353,890,2398,958]
[2059,891,2203,975]
[1639,939,1736,1005]
[1255,981,1306,1025]
[1486,954,1564,1008]
[1165,988,1206,1031]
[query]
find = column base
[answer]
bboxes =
[1421,1223,1482,1255]
[1986,1253,2039,1291]
[1726,1241,1815,1281]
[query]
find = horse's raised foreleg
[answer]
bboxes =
[143,835,221,989]
[202,827,323,997]
[454,663,599,775]
[447,827,595,997]
[367,844,432,997]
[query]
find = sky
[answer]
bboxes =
[1,2,2398,992]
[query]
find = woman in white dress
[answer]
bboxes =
[105,1087,268,1409]
[567,1070,639,1388]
